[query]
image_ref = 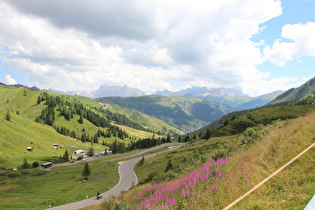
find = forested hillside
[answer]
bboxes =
[0,85,177,168]
[95,95,234,132]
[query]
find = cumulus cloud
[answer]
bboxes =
[3,74,16,85]
[0,0,289,96]
[264,22,315,66]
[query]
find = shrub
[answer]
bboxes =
[32,161,39,168]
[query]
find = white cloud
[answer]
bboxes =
[0,0,285,96]
[264,22,315,66]
[241,77,299,96]
[3,74,16,85]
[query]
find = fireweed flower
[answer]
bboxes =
[131,158,228,209]
[211,185,218,191]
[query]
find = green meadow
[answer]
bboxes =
[93,110,315,209]
[0,159,119,209]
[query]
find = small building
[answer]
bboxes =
[26,147,33,151]
[73,150,88,159]
[42,162,52,168]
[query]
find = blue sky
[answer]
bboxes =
[254,0,315,84]
[0,0,314,96]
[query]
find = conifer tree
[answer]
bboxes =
[6,110,11,121]
[82,163,91,180]
[21,157,31,169]
[164,159,173,172]
[78,114,83,124]
[63,150,69,161]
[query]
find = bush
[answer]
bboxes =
[141,171,159,184]
[212,150,228,161]
[32,161,39,168]
[8,172,20,178]
[21,158,31,169]
[164,160,173,172]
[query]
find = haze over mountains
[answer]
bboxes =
[49,84,145,98]
[50,85,284,111]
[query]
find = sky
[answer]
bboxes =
[0,0,315,97]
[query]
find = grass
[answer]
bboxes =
[0,109,103,168]
[74,95,180,134]
[186,112,315,209]
[0,85,162,168]
[95,110,315,209]
[0,160,119,209]
[0,143,181,209]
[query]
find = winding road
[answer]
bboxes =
[48,143,183,210]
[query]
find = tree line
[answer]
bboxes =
[35,92,129,142]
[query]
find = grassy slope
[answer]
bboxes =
[209,104,315,137]
[0,86,141,168]
[0,86,45,119]
[0,85,174,168]
[100,103,180,134]
[270,76,315,104]
[0,159,119,209]
[96,95,233,132]
[96,110,315,209]
[0,109,100,168]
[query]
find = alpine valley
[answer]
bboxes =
[1,77,315,209]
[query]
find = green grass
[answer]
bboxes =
[134,136,236,184]
[0,109,102,168]
[0,85,165,168]
[114,124,160,140]
[99,111,315,209]
[74,95,180,134]
[211,104,315,136]
[0,86,45,119]
[0,160,119,209]
[0,144,181,209]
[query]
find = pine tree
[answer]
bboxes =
[204,129,211,139]
[6,110,11,121]
[21,157,31,169]
[78,115,83,124]
[82,163,91,180]
[88,147,95,157]
[37,96,41,104]
[63,150,69,161]
[166,133,171,142]
[93,134,99,143]
[164,159,173,172]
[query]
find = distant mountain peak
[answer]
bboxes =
[153,87,247,97]
[88,84,145,98]
[0,82,40,91]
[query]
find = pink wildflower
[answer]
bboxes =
[211,185,218,191]
[215,169,222,177]
[165,198,176,206]
[181,190,190,197]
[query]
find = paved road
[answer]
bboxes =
[48,143,183,210]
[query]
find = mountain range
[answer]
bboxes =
[49,84,145,99]
[96,95,234,132]
[50,85,283,111]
